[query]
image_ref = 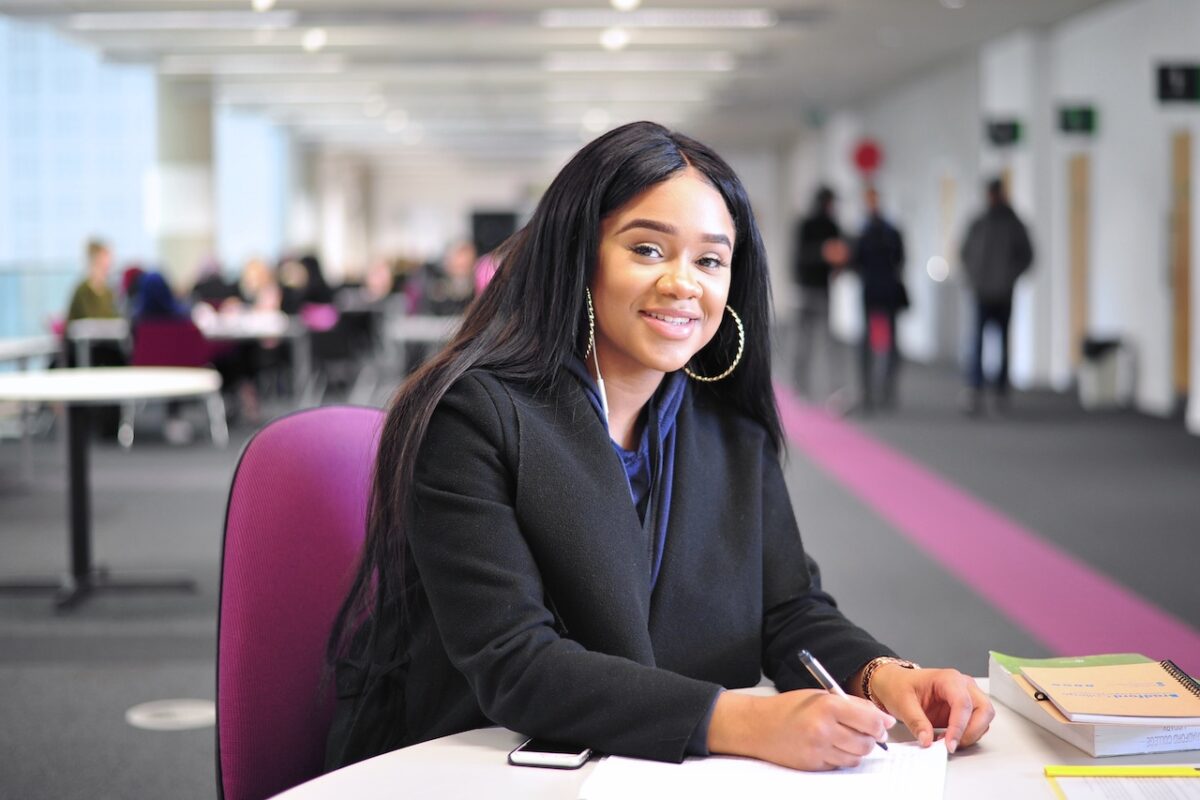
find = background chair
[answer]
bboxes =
[216,405,383,800]
[122,318,228,447]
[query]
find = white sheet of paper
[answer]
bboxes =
[1053,777,1200,800]
[578,740,948,800]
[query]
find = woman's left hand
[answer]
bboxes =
[866,666,995,754]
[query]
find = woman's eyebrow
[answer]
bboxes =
[616,218,732,248]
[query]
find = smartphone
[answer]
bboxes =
[507,737,592,769]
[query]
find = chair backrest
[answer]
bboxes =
[131,318,213,368]
[217,405,383,800]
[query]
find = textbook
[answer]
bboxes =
[1020,660,1200,726]
[988,652,1200,757]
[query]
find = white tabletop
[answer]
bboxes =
[0,367,221,403]
[386,315,462,343]
[274,680,1200,800]
[194,309,295,340]
[66,318,129,341]
[0,335,59,363]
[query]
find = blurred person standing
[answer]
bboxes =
[851,187,907,413]
[960,178,1033,416]
[67,238,119,323]
[792,186,850,405]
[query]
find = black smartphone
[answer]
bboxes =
[507,737,593,769]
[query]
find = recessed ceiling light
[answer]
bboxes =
[251,0,276,11]
[302,28,328,53]
[600,27,630,51]
[940,0,965,8]
[611,0,642,10]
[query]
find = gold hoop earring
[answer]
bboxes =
[683,305,745,383]
[583,288,597,359]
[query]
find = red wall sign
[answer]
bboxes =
[853,139,883,174]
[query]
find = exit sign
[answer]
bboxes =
[1158,64,1200,103]
[986,119,1022,147]
[1059,106,1097,134]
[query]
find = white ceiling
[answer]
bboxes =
[1,0,1112,166]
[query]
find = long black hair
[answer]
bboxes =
[327,120,782,660]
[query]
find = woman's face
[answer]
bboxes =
[590,168,735,386]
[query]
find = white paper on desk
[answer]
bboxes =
[578,740,947,800]
[1053,777,1200,800]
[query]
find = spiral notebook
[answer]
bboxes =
[1020,659,1200,726]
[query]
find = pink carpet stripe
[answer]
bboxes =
[774,383,1200,675]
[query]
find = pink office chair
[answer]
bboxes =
[121,318,227,448]
[216,405,383,800]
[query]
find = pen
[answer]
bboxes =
[798,649,888,751]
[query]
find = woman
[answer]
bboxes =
[326,122,992,773]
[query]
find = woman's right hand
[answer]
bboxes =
[706,689,895,771]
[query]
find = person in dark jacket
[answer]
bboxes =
[324,122,993,775]
[792,186,849,403]
[960,178,1033,414]
[851,187,907,412]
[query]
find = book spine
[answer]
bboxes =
[1160,660,1200,697]
[1094,725,1200,757]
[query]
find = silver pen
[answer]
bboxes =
[798,649,888,751]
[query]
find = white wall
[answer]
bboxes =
[1049,0,1200,417]
[789,58,982,360]
[370,161,542,264]
[786,0,1200,432]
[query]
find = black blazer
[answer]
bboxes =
[326,370,895,770]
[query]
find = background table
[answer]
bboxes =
[194,309,312,396]
[0,335,62,480]
[274,680,1200,800]
[66,317,129,367]
[0,367,222,609]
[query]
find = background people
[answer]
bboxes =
[851,188,907,413]
[960,178,1034,416]
[67,238,119,323]
[792,185,850,407]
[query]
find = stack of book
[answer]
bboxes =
[988,651,1200,757]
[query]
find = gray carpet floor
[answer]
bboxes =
[1,361,1197,799]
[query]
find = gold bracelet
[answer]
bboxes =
[861,656,920,712]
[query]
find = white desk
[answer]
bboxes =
[0,335,60,366]
[194,310,312,400]
[384,314,461,376]
[0,367,221,609]
[66,318,129,367]
[274,680,1200,800]
[0,336,62,480]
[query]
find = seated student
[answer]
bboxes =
[325,121,994,773]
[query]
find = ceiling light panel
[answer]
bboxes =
[69,11,296,31]
[543,52,735,72]
[160,54,345,75]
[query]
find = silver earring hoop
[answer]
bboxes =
[584,288,597,359]
[683,305,745,383]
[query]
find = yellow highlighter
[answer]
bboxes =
[1045,765,1200,800]
[1046,765,1200,777]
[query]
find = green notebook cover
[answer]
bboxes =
[989,651,1153,674]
